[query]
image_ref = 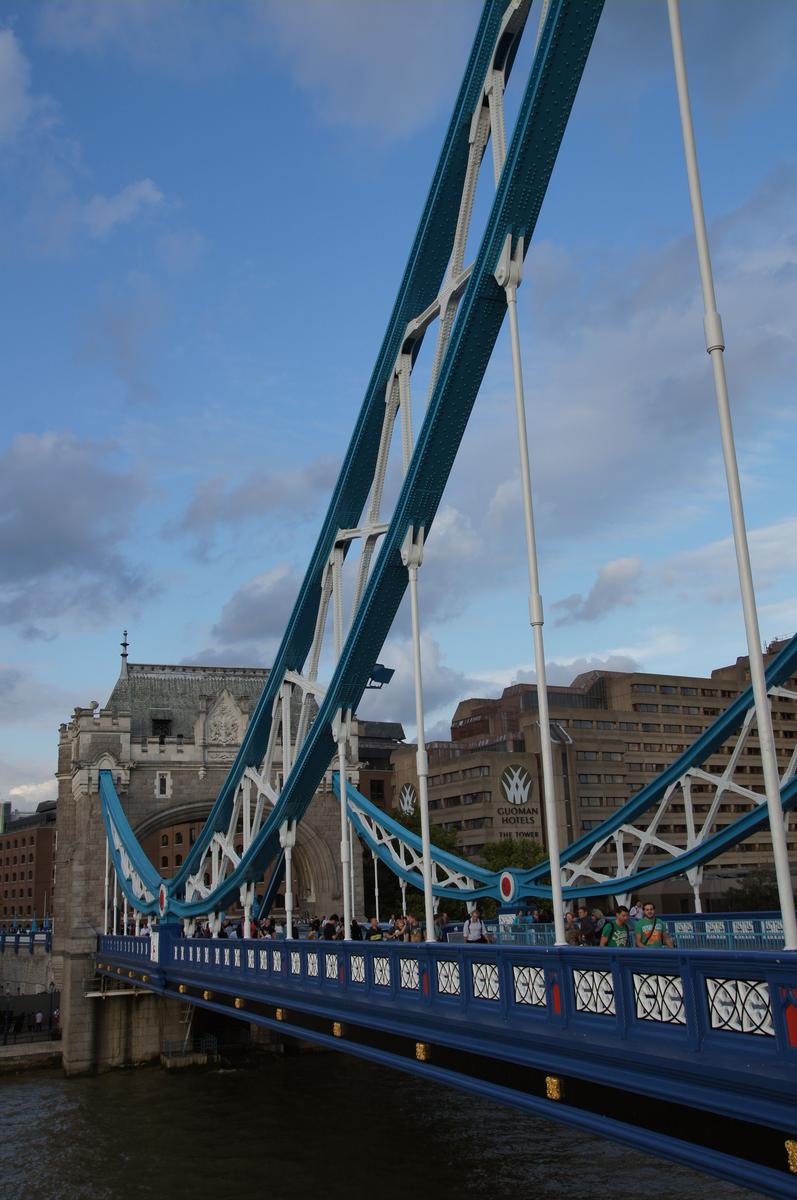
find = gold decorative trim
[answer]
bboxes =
[178,984,187,994]
[234,997,246,1010]
[275,1008,285,1021]
[202,989,213,1001]
[545,1075,563,1102]
[786,1139,797,1174]
[332,1022,343,1038]
[415,1042,431,1062]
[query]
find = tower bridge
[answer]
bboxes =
[56,1,797,1195]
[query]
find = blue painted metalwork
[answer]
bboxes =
[0,930,52,954]
[96,930,797,1199]
[96,0,795,930]
[339,765,797,902]
[99,0,606,920]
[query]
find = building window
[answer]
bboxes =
[577,751,597,760]
[174,831,183,845]
[161,856,169,868]
[159,774,167,796]
[152,719,172,741]
[572,720,593,729]
[370,779,385,802]
[681,687,697,696]
[175,854,183,866]
[161,834,169,847]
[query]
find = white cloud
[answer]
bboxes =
[0,30,45,145]
[356,632,483,734]
[167,456,340,558]
[554,557,643,626]
[0,431,154,631]
[83,178,164,238]
[9,779,57,803]
[258,1,478,140]
[211,564,301,648]
[0,756,56,813]
[37,0,480,141]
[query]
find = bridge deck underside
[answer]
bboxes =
[97,935,797,1199]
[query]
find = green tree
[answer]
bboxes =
[360,807,460,921]
[480,836,545,873]
[721,868,786,913]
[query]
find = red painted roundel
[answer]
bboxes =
[500,871,515,902]
[158,884,167,917]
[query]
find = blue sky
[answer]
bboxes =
[1,1,796,809]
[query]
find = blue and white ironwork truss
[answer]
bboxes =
[99,0,794,928]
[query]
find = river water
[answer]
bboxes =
[1,1055,764,1199]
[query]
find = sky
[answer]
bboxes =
[1,0,796,811]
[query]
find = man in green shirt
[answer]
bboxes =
[599,906,632,948]
[635,901,673,948]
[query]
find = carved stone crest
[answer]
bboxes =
[207,690,243,746]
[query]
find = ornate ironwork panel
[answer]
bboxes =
[706,977,774,1036]
[437,960,461,997]
[633,973,686,1025]
[573,969,615,1015]
[471,961,500,1001]
[513,964,546,1007]
[399,958,420,991]
[373,956,391,987]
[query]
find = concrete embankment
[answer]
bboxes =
[0,1040,61,1073]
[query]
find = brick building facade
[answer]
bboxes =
[391,639,797,909]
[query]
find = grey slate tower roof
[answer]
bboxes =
[106,662,271,740]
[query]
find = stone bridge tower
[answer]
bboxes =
[54,639,363,1074]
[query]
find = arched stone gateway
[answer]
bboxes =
[54,647,377,1074]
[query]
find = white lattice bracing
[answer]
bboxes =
[348,797,479,895]
[169,4,533,931]
[560,685,797,905]
[108,813,155,907]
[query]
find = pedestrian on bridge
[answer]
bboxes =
[464,908,490,944]
[635,902,673,949]
[599,907,632,948]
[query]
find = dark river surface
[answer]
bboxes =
[1,1054,765,1200]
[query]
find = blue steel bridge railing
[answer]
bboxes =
[498,915,792,952]
[95,930,797,1194]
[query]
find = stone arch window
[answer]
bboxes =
[154,772,172,800]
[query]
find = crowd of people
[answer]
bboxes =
[558,899,674,948]
[122,899,673,948]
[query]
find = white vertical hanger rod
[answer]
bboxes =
[667,0,796,949]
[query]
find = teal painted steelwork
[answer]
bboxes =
[102,1,607,920]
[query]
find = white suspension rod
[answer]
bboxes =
[667,0,796,950]
[336,713,353,941]
[372,851,380,924]
[499,238,566,946]
[403,531,436,942]
[103,838,109,936]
